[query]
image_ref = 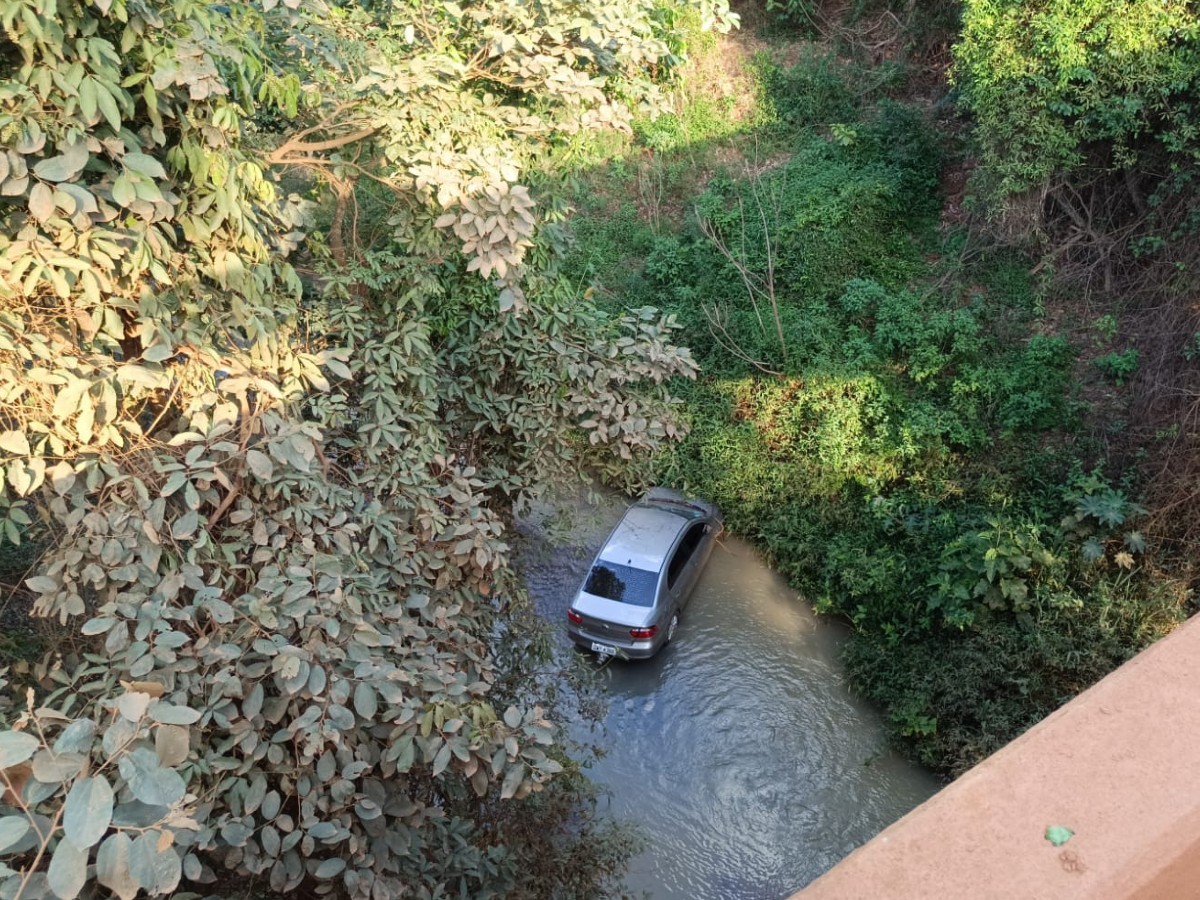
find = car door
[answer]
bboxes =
[666,522,707,609]
[693,520,718,574]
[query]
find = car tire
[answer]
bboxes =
[666,611,680,644]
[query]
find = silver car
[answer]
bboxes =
[567,488,723,659]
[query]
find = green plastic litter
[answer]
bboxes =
[1045,825,1074,847]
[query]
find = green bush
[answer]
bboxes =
[1095,348,1140,385]
[953,0,1200,199]
[845,576,1185,775]
[759,49,861,128]
[646,114,1184,776]
[559,8,1189,786]
[0,0,723,894]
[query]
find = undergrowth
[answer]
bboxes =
[557,12,1188,778]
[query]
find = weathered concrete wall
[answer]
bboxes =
[792,614,1200,900]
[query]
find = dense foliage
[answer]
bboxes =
[0,0,735,896]
[954,0,1200,557]
[954,0,1200,200]
[3,1,1197,894]
[561,28,1186,777]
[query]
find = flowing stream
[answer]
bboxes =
[518,494,939,899]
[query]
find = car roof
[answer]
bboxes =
[597,502,700,572]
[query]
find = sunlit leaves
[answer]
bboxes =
[32,142,89,183]
[954,0,1200,196]
[0,0,711,894]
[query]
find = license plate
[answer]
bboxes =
[591,641,617,657]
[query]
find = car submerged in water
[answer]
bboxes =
[566,488,723,660]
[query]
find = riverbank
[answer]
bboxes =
[555,3,1189,777]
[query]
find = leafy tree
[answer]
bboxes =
[0,0,733,895]
[953,0,1200,200]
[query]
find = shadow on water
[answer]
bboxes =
[517,491,939,900]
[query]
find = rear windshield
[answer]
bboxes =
[583,563,659,607]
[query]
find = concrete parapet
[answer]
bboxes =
[792,614,1200,900]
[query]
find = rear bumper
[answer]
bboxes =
[566,623,661,660]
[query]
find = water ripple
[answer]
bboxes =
[518,497,939,900]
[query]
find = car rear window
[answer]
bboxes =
[583,563,659,607]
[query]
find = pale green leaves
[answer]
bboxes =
[54,720,97,755]
[96,833,139,900]
[171,510,200,540]
[117,691,152,722]
[129,831,182,894]
[154,725,190,767]
[0,817,30,854]
[47,835,88,899]
[32,141,89,183]
[97,830,185,898]
[7,456,46,496]
[500,762,526,800]
[438,183,537,309]
[161,472,188,497]
[353,682,377,720]
[29,182,55,223]
[63,777,114,848]
[32,750,87,784]
[246,448,274,480]
[0,431,30,456]
[117,748,186,806]
[313,857,346,879]
[111,175,136,207]
[149,703,201,726]
[122,152,167,180]
[431,742,452,777]
[0,0,710,894]
[0,731,40,767]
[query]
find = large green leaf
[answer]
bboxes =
[31,750,87,784]
[0,731,40,767]
[63,776,114,849]
[500,762,526,799]
[46,837,88,900]
[122,152,167,179]
[32,142,88,182]
[154,724,190,767]
[96,833,139,900]
[147,702,201,726]
[313,857,346,879]
[128,831,182,895]
[28,182,54,223]
[53,720,96,755]
[352,682,377,720]
[0,431,29,455]
[116,749,185,806]
[0,816,31,854]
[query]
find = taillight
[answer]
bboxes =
[567,609,583,624]
[629,626,658,639]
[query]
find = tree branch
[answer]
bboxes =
[264,127,378,166]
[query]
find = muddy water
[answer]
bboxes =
[518,495,939,900]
